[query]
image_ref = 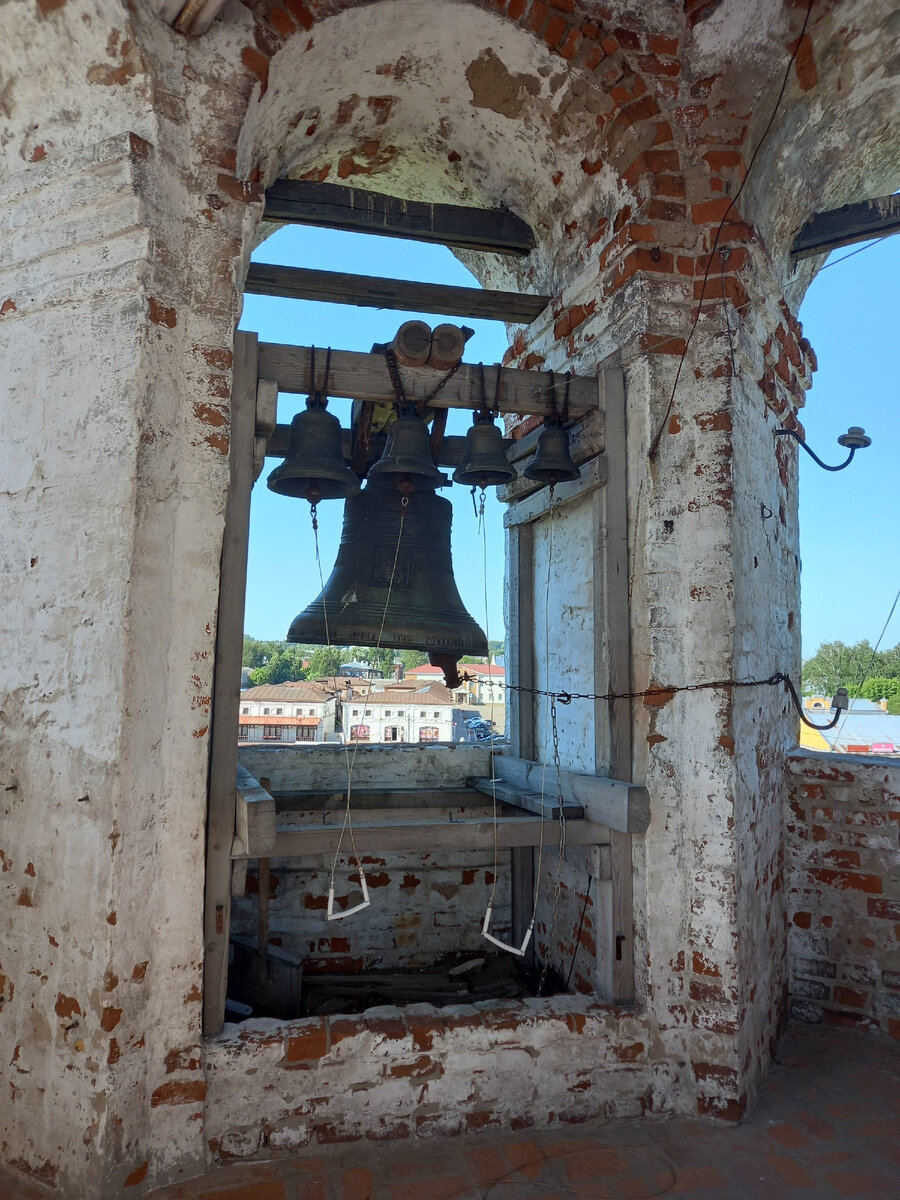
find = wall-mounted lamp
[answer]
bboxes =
[782,677,850,731]
[775,426,871,471]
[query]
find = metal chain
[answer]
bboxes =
[504,671,791,706]
[383,346,408,409]
[538,695,567,995]
[383,345,464,415]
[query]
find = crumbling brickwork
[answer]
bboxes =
[785,750,900,1039]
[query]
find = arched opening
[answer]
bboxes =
[205,0,630,1039]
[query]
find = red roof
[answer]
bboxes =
[238,715,321,727]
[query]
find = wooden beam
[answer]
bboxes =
[235,815,610,858]
[599,366,635,1006]
[203,330,258,1037]
[237,743,493,794]
[791,195,900,260]
[263,179,536,257]
[245,262,550,324]
[467,777,585,820]
[504,456,608,526]
[491,754,649,835]
[257,344,600,419]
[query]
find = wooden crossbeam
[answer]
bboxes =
[467,776,584,820]
[791,195,900,260]
[245,262,550,324]
[256,343,600,417]
[234,815,609,858]
[492,755,649,834]
[264,179,536,257]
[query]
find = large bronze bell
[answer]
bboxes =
[453,414,517,489]
[287,479,487,686]
[367,410,444,492]
[267,399,360,503]
[523,423,580,487]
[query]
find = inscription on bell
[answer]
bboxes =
[370,550,411,587]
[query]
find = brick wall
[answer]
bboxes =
[204,995,677,1160]
[231,849,510,975]
[784,750,900,1039]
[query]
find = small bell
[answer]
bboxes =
[267,398,361,504]
[367,409,444,493]
[523,423,580,488]
[453,412,516,489]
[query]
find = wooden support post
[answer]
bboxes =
[202,330,258,1037]
[257,857,270,987]
[596,367,635,1005]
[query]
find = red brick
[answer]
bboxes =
[342,1166,373,1200]
[283,0,314,29]
[808,868,882,894]
[544,14,567,47]
[766,1122,813,1150]
[691,197,735,224]
[832,986,868,1008]
[285,1022,328,1062]
[149,1080,206,1107]
[241,47,270,95]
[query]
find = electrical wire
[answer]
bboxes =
[648,0,817,460]
[328,495,408,914]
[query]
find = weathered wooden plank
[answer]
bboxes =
[236,815,610,857]
[235,765,277,855]
[503,456,607,526]
[245,262,550,324]
[263,179,535,257]
[257,857,270,984]
[791,194,900,260]
[237,743,493,795]
[257,344,599,418]
[275,788,486,812]
[491,754,648,835]
[599,366,635,1005]
[203,330,258,1037]
[467,777,585,820]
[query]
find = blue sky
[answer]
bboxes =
[239,224,898,663]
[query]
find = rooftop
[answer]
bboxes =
[240,684,333,703]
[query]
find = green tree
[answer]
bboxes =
[802,640,876,696]
[248,647,307,686]
[397,650,428,670]
[888,695,900,715]
[242,635,283,669]
[858,676,900,703]
[306,646,342,678]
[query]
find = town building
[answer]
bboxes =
[343,683,454,743]
[407,661,506,705]
[799,697,900,755]
[238,683,337,743]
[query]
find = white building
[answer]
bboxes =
[238,683,336,744]
[343,683,454,743]
[406,662,506,706]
